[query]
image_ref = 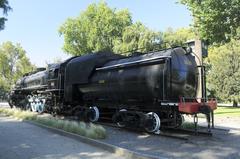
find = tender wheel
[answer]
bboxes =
[88,106,100,122]
[116,109,127,127]
[144,112,161,133]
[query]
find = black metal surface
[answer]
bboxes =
[64,52,123,102]
[14,70,49,91]
[9,46,202,129]
[11,47,198,108]
[78,47,197,107]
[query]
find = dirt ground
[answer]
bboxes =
[101,113,240,159]
[184,113,240,130]
[214,116,240,129]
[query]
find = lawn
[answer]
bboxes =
[214,106,240,116]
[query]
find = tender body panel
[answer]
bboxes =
[77,47,198,105]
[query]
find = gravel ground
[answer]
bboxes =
[99,123,240,159]
[100,107,240,159]
[214,116,240,129]
[184,114,240,130]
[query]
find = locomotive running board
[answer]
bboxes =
[20,85,48,90]
[96,56,171,71]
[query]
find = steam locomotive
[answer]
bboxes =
[8,46,217,133]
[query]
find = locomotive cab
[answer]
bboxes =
[47,63,60,90]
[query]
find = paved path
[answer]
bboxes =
[0,102,9,108]
[0,115,123,159]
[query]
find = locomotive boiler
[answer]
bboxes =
[9,46,217,133]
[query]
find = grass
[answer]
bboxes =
[181,122,197,129]
[190,106,240,118]
[0,107,106,139]
[214,106,240,117]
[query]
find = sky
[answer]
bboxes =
[0,0,192,67]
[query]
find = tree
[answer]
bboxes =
[113,22,162,54]
[205,39,240,103]
[0,0,11,30]
[162,27,195,47]
[59,2,132,56]
[180,0,240,44]
[0,42,34,92]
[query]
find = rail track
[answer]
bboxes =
[55,114,212,141]
[96,121,190,141]
[97,120,213,138]
[167,127,212,136]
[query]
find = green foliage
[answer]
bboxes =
[163,27,195,47]
[0,108,37,120]
[59,2,132,56]
[0,0,11,30]
[215,107,240,116]
[179,0,240,102]
[59,2,162,56]
[0,41,34,91]
[205,39,240,102]
[113,22,162,54]
[180,0,240,44]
